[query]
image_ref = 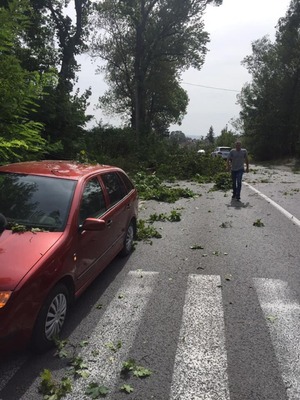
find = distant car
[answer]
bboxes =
[197,149,205,155]
[0,160,138,353]
[211,146,231,159]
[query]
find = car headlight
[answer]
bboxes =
[0,291,12,308]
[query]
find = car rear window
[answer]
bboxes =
[0,172,76,231]
[101,172,127,206]
[118,171,134,193]
[220,147,230,151]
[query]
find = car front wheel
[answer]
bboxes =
[31,283,69,353]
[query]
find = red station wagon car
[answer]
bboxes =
[0,160,138,353]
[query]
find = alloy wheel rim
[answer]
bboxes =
[45,293,67,340]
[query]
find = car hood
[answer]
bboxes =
[0,230,63,290]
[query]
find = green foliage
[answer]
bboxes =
[156,149,226,180]
[206,126,215,144]
[215,128,238,147]
[136,219,162,242]
[38,369,72,400]
[53,338,69,359]
[84,125,140,170]
[69,357,90,379]
[105,341,122,352]
[92,0,222,136]
[190,244,204,250]
[0,0,53,162]
[0,0,92,161]
[121,359,152,378]
[134,172,195,202]
[82,125,227,181]
[253,219,264,227]
[239,1,300,160]
[147,210,181,223]
[212,172,232,191]
[85,382,109,398]
[120,384,134,393]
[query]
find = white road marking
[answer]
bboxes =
[244,182,300,227]
[254,278,300,400]
[170,274,230,400]
[64,270,158,399]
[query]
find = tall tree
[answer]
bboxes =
[34,0,92,157]
[91,0,222,141]
[1,0,93,158]
[0,0,52,162]
[276,0,300,156]
[238,0,300,160]
[215,127,237,147]
[206,125,215,144]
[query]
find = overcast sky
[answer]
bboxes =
[76,0,292,138]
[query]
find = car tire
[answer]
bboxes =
[31,283,69,353]
[120,221,135,257]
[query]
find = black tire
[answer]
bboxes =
[31,283,69,353]
[120,221,135,257]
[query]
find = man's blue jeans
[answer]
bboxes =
[231,169,244,199]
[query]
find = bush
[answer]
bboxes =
[213,172,232,191]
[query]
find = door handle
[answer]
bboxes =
[106,219,113,227]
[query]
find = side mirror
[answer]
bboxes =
[81,218,106,231]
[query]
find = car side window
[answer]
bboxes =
[118,171,134,193]
[79,178,106,225]
[102,172,126,206]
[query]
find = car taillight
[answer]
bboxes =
[0,291,12,308]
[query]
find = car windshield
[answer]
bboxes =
[220,147,230,151]
[0,172,77,232]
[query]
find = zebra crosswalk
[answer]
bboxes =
[254,278,300,400]
[170,275,230,400]
[1,272,300,400]
[66,270,159,399]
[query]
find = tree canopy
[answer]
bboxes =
[91,0,223,139]
[238,0,300,160]
[0,0,49,161]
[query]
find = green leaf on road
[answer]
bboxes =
[253,219,264,227]
[190,244,204,250]
[122,359,152,379]
[133,366,152,378]
[266,315,277,323]
[85,382,109,398]
[120,384,134,393]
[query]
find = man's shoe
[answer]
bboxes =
[236,197,240,202]
[232,195,236,199]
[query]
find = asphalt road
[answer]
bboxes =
[1,164,300,400]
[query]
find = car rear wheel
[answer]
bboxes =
[120,221,135,257]
[31,283,69,353]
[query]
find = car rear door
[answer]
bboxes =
[100,171,131,246]
[75,176,116,285]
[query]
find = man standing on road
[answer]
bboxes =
[227,141,249,201]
